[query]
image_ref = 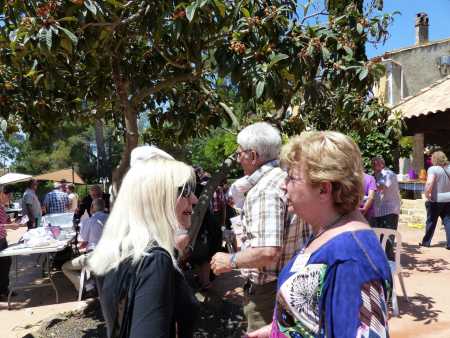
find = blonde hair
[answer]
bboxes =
[88,158,196,276]
[281,131,364,214]
[431,151,448,167]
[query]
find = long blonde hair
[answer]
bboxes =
[88,158,195,276]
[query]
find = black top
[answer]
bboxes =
[75,193,110,219]
[99,249,199,338]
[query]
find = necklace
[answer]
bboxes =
[300,213,345,253]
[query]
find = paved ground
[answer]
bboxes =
[389,221,450,338]
[1,218,450,337]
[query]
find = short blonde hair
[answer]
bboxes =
[88,158,196,276]
[281,131,364,215]
[431,151,448,166]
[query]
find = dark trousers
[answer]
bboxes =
[422,201,450,247]
[374,213,399,260]
[0,238,11,295]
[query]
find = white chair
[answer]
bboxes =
[78,265,93,301]
[372,228,408,317]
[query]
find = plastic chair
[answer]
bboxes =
[373,228,409,316]
[78,265,92,301]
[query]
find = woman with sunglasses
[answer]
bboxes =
[89,158,199,338]
[248,131,392,338]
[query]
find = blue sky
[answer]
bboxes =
[366,0,450,58]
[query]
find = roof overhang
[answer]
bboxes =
[393,76,450,120]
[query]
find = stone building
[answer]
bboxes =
[374,13,450,175]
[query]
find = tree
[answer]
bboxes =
[1,0,402,244]
[10,121,123,182]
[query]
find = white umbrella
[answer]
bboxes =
[0,172,33,185]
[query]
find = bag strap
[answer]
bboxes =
[442,166,450,181]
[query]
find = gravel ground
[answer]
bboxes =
[34,292,246,338]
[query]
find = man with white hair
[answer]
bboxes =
[62,198,108,293]
[372,156,401,259]
[211,122,309,332]
[43,182,69,214]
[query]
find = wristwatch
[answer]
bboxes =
[230,253,238,269]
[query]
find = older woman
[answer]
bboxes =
[248,131,392,338]
[88,158,199,338]
[420,150,450,249]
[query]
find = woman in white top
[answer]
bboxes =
[67,184,79,212]
[420,151,450,249]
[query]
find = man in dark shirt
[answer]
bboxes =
[74,185,109,220]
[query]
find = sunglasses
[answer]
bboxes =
[177,181,196,198]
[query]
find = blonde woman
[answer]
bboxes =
[248,131,391,338]
[89,158,199,338]
[420,150,450,249]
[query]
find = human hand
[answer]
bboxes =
[10,223,21,230]
[246,324,272,338]
[210,252,232,275]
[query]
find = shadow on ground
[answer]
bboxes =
[400,242,449,275]
[398,293,442,324]
[35,288,246,338]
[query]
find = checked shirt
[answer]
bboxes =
[44,190,69,214]
[240,161,310,285]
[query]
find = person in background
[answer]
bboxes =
[67,184,79,212]
[372,156,401,259]
[60,179,68,193]
[43,182,69,214]
[420,150,450,249]
[0,185,25,300]
[88,158,199,337]
[360,172,377,226]
[248,131,391,338]
[75,184,109,220]
[62,198,108,293]
[22,179,42,229]
[211,122,309,332]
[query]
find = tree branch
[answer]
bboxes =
[219,102,240,128]
[301,10,328,24]
[154,46,191,70]
[80,22,117,31]
[199,83,240,128]
[131,72,201,108]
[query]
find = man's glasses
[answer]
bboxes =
[177,181,195,199]
[236,149,252,158]
[285,173,303,185]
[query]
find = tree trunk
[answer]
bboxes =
[94,119,107,178]
[110,57,139,199]
[189,155,236,248]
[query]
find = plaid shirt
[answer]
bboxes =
[44,190,69,214]
[241,161,310,285]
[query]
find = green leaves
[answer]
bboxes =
[358,67,369,80]
[186,2,198,22]
[268,53,289,68]
[84,0,98,16]
[256,81,265,99]
[58,26,78,45]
